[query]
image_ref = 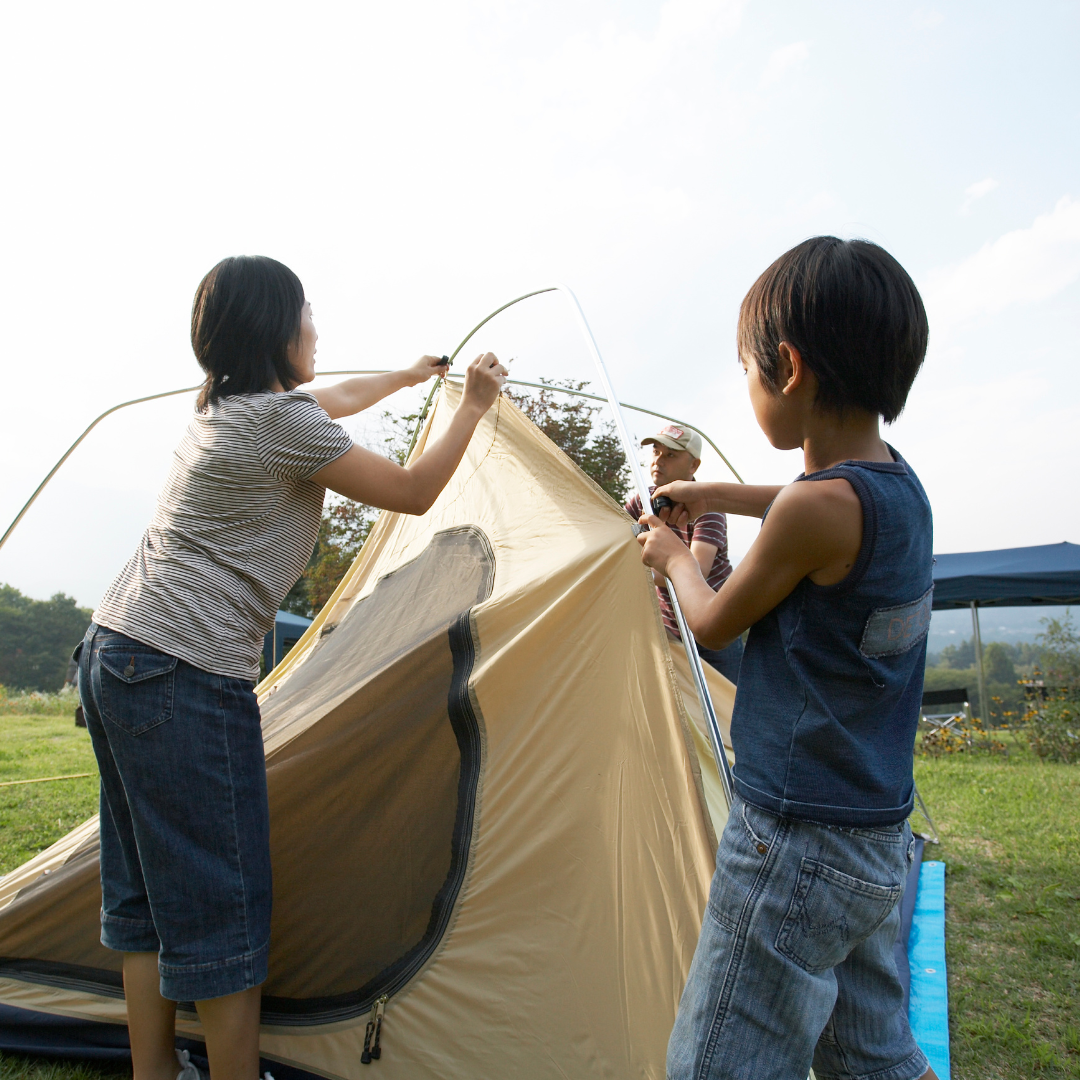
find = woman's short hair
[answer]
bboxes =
[192,256,305,410]
[737,237,928,423]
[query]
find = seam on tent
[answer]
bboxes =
[256,531,494,1027]
[390,607,491,1000]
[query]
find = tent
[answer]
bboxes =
[931,542,1080,721]
[0,380,736,1079]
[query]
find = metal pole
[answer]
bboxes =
[970,600,989,727]
[546,283,735,809]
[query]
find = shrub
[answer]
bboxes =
[1021,612,1080,764]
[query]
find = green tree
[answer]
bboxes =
[0,585,93,691]
[938,639,976,669]
[983,641,1017,684]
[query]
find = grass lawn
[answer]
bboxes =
[0,703,100,877]
[0,708,1077,1079]
[913,739,1080,1079]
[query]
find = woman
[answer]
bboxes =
[76,256,506,1080]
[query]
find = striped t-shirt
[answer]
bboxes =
[94,390,353,681]
[626,490,733,639]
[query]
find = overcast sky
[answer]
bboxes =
[1,0,1077,615]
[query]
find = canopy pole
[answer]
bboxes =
[970,600,989,726]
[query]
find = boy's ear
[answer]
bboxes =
[776,342,806,397]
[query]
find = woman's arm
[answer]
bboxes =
[310,353,506,514]
[309,356,449,419]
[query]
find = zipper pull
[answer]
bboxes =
[371,995,388,1060]
[361,1011,375,1064]
[360,995,388,1065]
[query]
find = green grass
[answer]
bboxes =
[0,708,100,876]
[913,740,1080,1078]
[0,714,1077,1078]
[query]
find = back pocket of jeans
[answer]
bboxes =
[98,646,178,735]
[775,858,902,973]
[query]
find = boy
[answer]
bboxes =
[625,424,742,683]
[639,236,936,1080]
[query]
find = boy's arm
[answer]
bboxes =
[651,480,784,527]
[639,478,862,649]
[309,356,449,419]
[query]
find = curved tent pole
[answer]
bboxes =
[0,374,392,554]
[0,291,738,810]
[0,385,200,552]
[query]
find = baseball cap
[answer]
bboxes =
[641,423,703,459]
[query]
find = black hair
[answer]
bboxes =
[737,237,928,423]
[191,256,305,410]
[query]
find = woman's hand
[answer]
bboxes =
[460,352,508,416]
[402,355,450,386]
[314,351,508,516]
[637,514,699,579]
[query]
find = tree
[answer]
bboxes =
[0,584,92,691]
[982,641,1018,684]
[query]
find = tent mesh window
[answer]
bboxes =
[0,527,495,1028]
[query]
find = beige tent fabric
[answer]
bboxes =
[0,382,734,1079]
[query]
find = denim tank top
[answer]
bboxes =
[730,448,933,827]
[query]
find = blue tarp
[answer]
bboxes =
[932,542,1080,610]
[909,861,950,1079]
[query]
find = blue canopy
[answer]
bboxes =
[931,542,1080,610]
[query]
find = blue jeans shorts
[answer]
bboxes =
[668,796,929,1080]
[77,623,271,1002]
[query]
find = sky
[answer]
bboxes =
[1,0,1077,643]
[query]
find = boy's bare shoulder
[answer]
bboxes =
[766,478,862,582]
[771,475,861,517]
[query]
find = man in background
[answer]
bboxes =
[625,425,743,684]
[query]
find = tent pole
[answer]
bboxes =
[970,600,989,726]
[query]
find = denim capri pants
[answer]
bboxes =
[77,623,271,1002]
